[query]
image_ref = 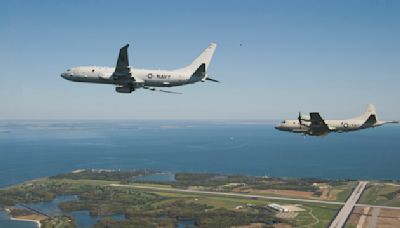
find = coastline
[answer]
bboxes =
[9,216,41,228]
[4,208,41,228]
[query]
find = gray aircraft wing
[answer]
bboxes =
[113,44,132,79]
[309,112,330,135]
[116,44,130,73]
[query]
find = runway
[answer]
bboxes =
[329,181,368,228]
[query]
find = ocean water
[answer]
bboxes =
[0,210,37,228]
[2,195,124,228]
[0,120,399,188]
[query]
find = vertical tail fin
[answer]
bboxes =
[357,104,378,121]
[182,43,217,73]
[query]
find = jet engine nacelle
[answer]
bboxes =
[115,86,133,93]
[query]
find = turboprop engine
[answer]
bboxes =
[298,112,311,126]
[115,86,133,93]
[300,115,310,121]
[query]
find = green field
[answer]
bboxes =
[131,186,341,227]
[335,181,358,202]
[0,170,378,228]
[359,182,400,206]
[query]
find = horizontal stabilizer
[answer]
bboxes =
[364,114,377,125]
[192,63,220,82]
[205,77,220,83]
[193,63,206,78]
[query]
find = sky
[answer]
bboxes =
[0,0,399,120]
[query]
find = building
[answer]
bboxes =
[267,203,305,213]
[268,203,288,212]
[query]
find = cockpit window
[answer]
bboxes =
[67,69,71,72]
[281,121,286,124]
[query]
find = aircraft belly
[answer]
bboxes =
[292,128,308,133]
[70,77,111,84]
[145,81,185,87]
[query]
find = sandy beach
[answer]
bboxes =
[4,208,42,228]
[9,216,41,228]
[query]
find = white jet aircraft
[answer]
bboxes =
[275,104,398,136]
[61,43,218,93]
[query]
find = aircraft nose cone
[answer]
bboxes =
[61,72,71,79]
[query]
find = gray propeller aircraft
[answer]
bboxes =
[275,104,398,136]
[61,43,218,94]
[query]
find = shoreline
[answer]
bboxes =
[9,216,41,228]
[4,209,41,228]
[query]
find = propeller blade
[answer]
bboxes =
[298,111,302,125]
[205,77,220,83]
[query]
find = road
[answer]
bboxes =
[329,181,368,228]
[356,207,370,228]
[367,208,380,228]
[355,204,400,210]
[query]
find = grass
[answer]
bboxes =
[128,185,341,227]
[359,183,400,207]
[335,181,358,202]
[294,204,339,228]
[2,177,351,227]
[9,178,118,189]
[42,216,74,228]
[145,190,267,209]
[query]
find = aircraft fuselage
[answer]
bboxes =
[275,104,397,136]
[61,43,217,93]
[61,66,199,88]
[275,119,381,134]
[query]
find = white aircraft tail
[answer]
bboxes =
[182,43,217,73]
[356,104,399,126]
[356,104,378,122]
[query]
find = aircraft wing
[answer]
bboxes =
[114,44,131,77]
[309,112,330,134]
